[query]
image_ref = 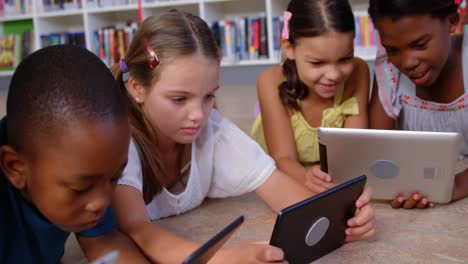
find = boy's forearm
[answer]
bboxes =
[77,229,149,264]
[452,168,468,202]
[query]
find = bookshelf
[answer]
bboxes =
[0,0,376,75]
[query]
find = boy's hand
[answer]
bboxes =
[391,193,434,209]
[304,165,336,194]
[210,242,287,264]
[345,187,376,242]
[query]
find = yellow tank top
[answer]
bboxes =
[251,84,359,164]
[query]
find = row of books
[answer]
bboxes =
[456,4,468,34]
[0,30,33,69]
[86,0,136,8]
[93,21,139,66]
[0,0,32,16]
[211,15,270,64]
[210,14,382,64]
[40,31,86,48]
[42,0,82,12]
[354,15,379,47]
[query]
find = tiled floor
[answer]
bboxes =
[0,85,257,133]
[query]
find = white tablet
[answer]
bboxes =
[318,128,462,203]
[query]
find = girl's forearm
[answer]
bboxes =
[128,221,200,263]
[275,157,307,184]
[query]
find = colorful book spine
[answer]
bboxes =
[354,15,378,47]
[0,0,33,15]
[40,31,85,48]
[93,21,139,65]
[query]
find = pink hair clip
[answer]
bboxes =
[282,11,292,39]
[142,36,159,69]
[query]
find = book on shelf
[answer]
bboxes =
[211,14,274,65]
[0,34,20,68]
[271,16,283,61]
[42,0,82,12]
[40,31,86,49]
[0,0,33,16]
[354,14,379,48]
[352,14,379,60]
[94,21,138,65]
[456,3,467,34]
[21,29,33,58]
[86,0,137,8]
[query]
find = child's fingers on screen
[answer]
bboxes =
[307,173,335,189]
[254,245,285,262]
[402,195,420,209]
[305,181,327,194]
[348,204,374,227]
[345,219,375,239]
[310,165,331,182]
[416,197,430,209]
[345,224,376,242]
[390,195,404,208]
[356,186,372,207]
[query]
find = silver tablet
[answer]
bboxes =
[318,128,462,203]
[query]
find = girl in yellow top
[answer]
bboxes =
[251,0,370,194]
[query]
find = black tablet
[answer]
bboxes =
[270,175,366,264]
[182,216,244,264]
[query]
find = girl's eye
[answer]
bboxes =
[309,61,323,66]
[172,97,186,104]
[206,94,216,101]
[339,56,354,63]
[385,49,398,55]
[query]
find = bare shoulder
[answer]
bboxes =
[344,57,370,98]
[257,65,284,94]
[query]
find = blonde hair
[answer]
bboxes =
[110,10,220,203]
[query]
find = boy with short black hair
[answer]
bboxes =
[0,45,148,263]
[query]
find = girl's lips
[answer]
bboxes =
[318,83,339,93]
[181,126,200,135]
[410,69,431,86]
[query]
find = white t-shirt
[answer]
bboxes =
[118,109,276,220]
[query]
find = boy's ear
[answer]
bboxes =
[127,76,147,103]
[0,145,28,190]
[448,12,460,34]
[281,39,296,61]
